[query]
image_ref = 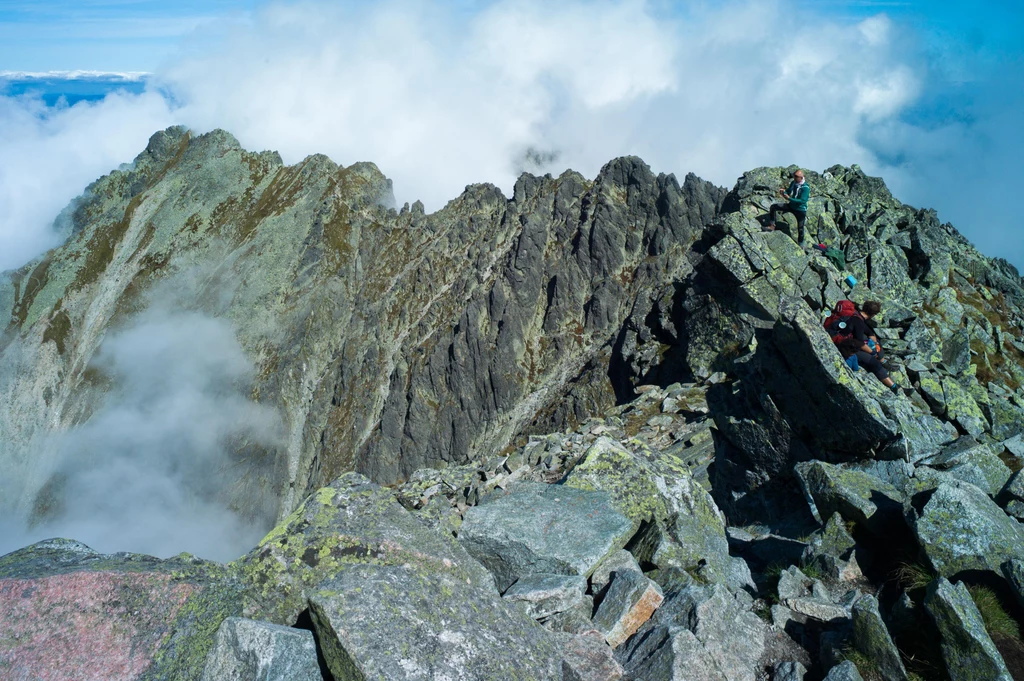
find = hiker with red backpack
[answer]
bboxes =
[824,300,901,394]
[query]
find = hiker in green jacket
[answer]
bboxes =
[765,169,809,243]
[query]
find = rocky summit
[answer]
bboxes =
[2,126,1024,680]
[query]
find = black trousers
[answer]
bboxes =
[855,351,890,380]
[769,204,807,240]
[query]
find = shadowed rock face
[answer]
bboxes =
[0,127,723,523]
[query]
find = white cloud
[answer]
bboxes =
[0,90,173,271]
[0,70,151,81]
[0,276,284,561]
[151,0,927,212]
[4,0,1009,274]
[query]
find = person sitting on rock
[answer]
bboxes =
[834,300,901,394]
[765,169,809,243]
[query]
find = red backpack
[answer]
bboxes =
[823,300,860,348]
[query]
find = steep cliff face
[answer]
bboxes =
[0,127,723,523]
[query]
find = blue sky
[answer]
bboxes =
[0,1,259,71]
[3,0,1021,72]
[1,0,1023,271]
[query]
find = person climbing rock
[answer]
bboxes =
[765,169,809,244]
[826,300,902,393]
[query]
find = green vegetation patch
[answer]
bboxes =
[893,560,936,593]
[10,254,54,328]
[967,585,1021,642]
[41,307,72,355]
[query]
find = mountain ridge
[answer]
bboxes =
[3,126,1024,680]
[3,127,1023,530]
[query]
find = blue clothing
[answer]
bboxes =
[786,180,809,211]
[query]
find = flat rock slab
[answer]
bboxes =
[309,564,561,681]
[0,538,244,681]
[592,570,664,648]
[561,630,624,681]
[503,573,590,621]
[794,460,904,533]
[458,481,634,592]
[924,578,1013,681]
[200,617,321,681]
[239,473,562,680]
[915,481,1024,578]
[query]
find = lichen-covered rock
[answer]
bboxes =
[914,481,1024,578]
[801,513,858,580]
[943,377,990,439]
[502,573,590,622]
[199,617,320,681]
[308,563,562,681]
[768,302,902,455]
[560,629,624,681]
[851,594,908,681]
[233,472,496,624]
[592,569,664,648]
[822,660,864,681]
[924,578,1013,681]
[0,538,245,681]
[233,473,563,680]
[919,372,947,414]
[589,549,643,595]
[564,437,737,586]
[923,437,1013,496]
[989,396,1024,441]
[617,583,767,681]
[794,460,905,533]
[458,481,634,592]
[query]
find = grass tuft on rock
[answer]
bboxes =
[893,561,935,592]
[841,646,882,681]
[967,585,1021,641]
